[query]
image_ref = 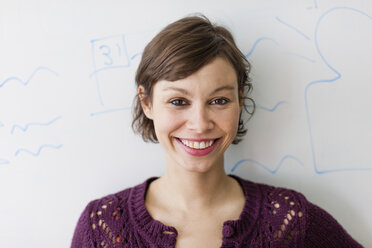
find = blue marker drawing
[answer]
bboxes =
[245,37,279,58]
[0,66,59,89]
[91,35,131,106]
[275,17,311,40]
[10,116,62,134]
[131,52,143,60]
[285,52,316,63]
[312,0,318,9]
[0,158,10,165]
[0,122,4,128]
[256,101,288,112]
[231,155,304,174]
[305,7,372,174]
[306,0,318,10]
[90,107,131,117]
[14,144,63,157]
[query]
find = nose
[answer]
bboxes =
[186,104,214,133]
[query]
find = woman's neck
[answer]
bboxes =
[147,162,240,214]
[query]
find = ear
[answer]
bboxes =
[138,85,153,120]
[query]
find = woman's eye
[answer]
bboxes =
[170,99,188,106]
[211,98,229,105]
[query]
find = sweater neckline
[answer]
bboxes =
[128,175,261,245]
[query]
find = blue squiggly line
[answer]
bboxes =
[14,144,63,157]
[90,107,131,117]
[256,101,288,112]
[131,52,142,60]
[245,37,279,58]
[285,52,316,63]
[305,7,372,174]
[0,158,10,165]
[10,116,62,134]
[275,17,311,40]
[0,66,59,89]
[231,155,304,174]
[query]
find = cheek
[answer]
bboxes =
[152,109,184,139]
[220,108,241,134]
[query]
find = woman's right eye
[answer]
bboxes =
[170,99,188,106]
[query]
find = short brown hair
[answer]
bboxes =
[132,14,254,144]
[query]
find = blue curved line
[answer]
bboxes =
[305,7,372,174]
[0,158,10,165]
[0,66,59,89]
[90,107,131,117]
[285,52,316,63]
[245,37,279,58]
[14,144,63,157]
[0,122,4,128]
[230,155,304,174]
[275,17,311,40]
[11,116,62,134]
[256,101,288,112]
[131,52,142,60]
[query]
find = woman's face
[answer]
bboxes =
[141,57,242,173]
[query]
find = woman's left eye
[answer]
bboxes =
[210,98,230,105]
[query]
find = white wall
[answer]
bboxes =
[0,0,371,246]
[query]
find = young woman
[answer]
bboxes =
[71,15,362,247]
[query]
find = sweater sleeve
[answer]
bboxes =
[304,202,362,248]
[71,201,95,248]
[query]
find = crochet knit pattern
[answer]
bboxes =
[71,175,362,247]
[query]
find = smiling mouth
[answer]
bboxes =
[176,138,218,150]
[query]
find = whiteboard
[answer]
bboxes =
[1,0,371,247]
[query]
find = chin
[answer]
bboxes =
[177,156,222,174]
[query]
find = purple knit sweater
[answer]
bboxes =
[71,175,362,247]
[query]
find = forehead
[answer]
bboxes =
[155,57,238,93]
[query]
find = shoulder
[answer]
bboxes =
[235,175,309,217]
[71,179,150,248]
[235,176,362,247]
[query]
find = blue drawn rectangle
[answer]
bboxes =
[91,35,130,73]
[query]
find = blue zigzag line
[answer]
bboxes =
[11,116,62,134]
[305,7,372,174]
[245,37,279,58]
[275,17,311,40]
[231,155,304,174]
[0,66,59,88]
[14,144,63,157]
[256,101,288,112]
[0,158,10,165]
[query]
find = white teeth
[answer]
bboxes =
[180,139,214,149]
[194,142,199,149]
[200,141,205,149]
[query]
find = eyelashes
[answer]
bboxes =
[169,97,230,107]
[170,99,189,106]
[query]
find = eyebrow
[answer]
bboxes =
[163,85,236,96]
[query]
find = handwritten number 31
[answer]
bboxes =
[98,44,122,66]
